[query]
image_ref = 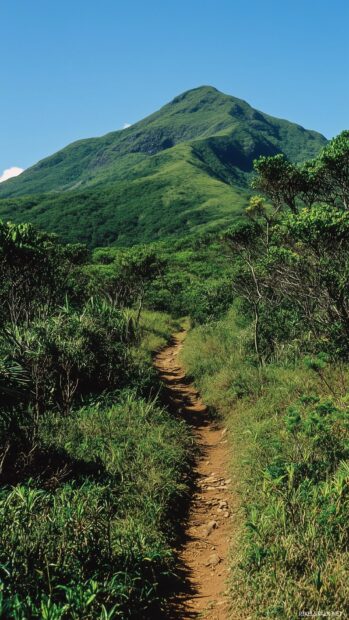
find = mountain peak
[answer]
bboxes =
[177,85,220,97]
[0,86,327,248]
[168,85,223,106]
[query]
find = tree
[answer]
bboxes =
[224,220,266,363]
[252,154,305,213]
[316,130,349,209]
[253,132,349,214]
[89,247,165,324]
[236,131,349,359]
[0,221,89,328]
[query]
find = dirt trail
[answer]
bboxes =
[154,331,239,619]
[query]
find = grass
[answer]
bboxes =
[0,393,191,619]
[181,307,349,618]
[138,309,183,358]
[0,150,248,247]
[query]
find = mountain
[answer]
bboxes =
[0,86,327,247]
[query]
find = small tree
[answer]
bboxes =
[0,221,89,328]
[89,247,165,323]
[224,221,266,363]
[252,154,305,213]
[316,130,349,209]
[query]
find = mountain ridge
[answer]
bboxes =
[0,86,327,247]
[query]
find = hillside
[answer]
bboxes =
[0,86,327,247]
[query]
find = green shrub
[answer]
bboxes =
[1,300,138,418]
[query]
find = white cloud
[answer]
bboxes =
[0,166,24,183]
[122,123,131,129]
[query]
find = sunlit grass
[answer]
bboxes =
[181,308,349,618]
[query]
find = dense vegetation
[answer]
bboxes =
[0,102,347,618]
[0,86,326,247]
[0,223,191,619]
[90,233,237,324]
[181,130,349,617]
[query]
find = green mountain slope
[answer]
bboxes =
[0,86,327,246]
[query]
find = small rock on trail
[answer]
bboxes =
[206,553,222,568]
[203,520,218,537]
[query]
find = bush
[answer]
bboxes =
[0,301,138,418]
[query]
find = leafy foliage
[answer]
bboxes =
[224,130,349,360]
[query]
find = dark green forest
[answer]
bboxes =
[0,104,349,618]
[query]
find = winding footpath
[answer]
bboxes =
[154,331,240,619]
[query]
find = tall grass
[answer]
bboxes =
[181,308,349,618]
[0,392,191,619]
[138,309,184,359]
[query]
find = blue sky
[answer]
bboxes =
[1,0,348,178]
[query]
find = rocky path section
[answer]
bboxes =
[154,331,239,619]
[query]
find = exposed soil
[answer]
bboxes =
[154,331,240,619]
